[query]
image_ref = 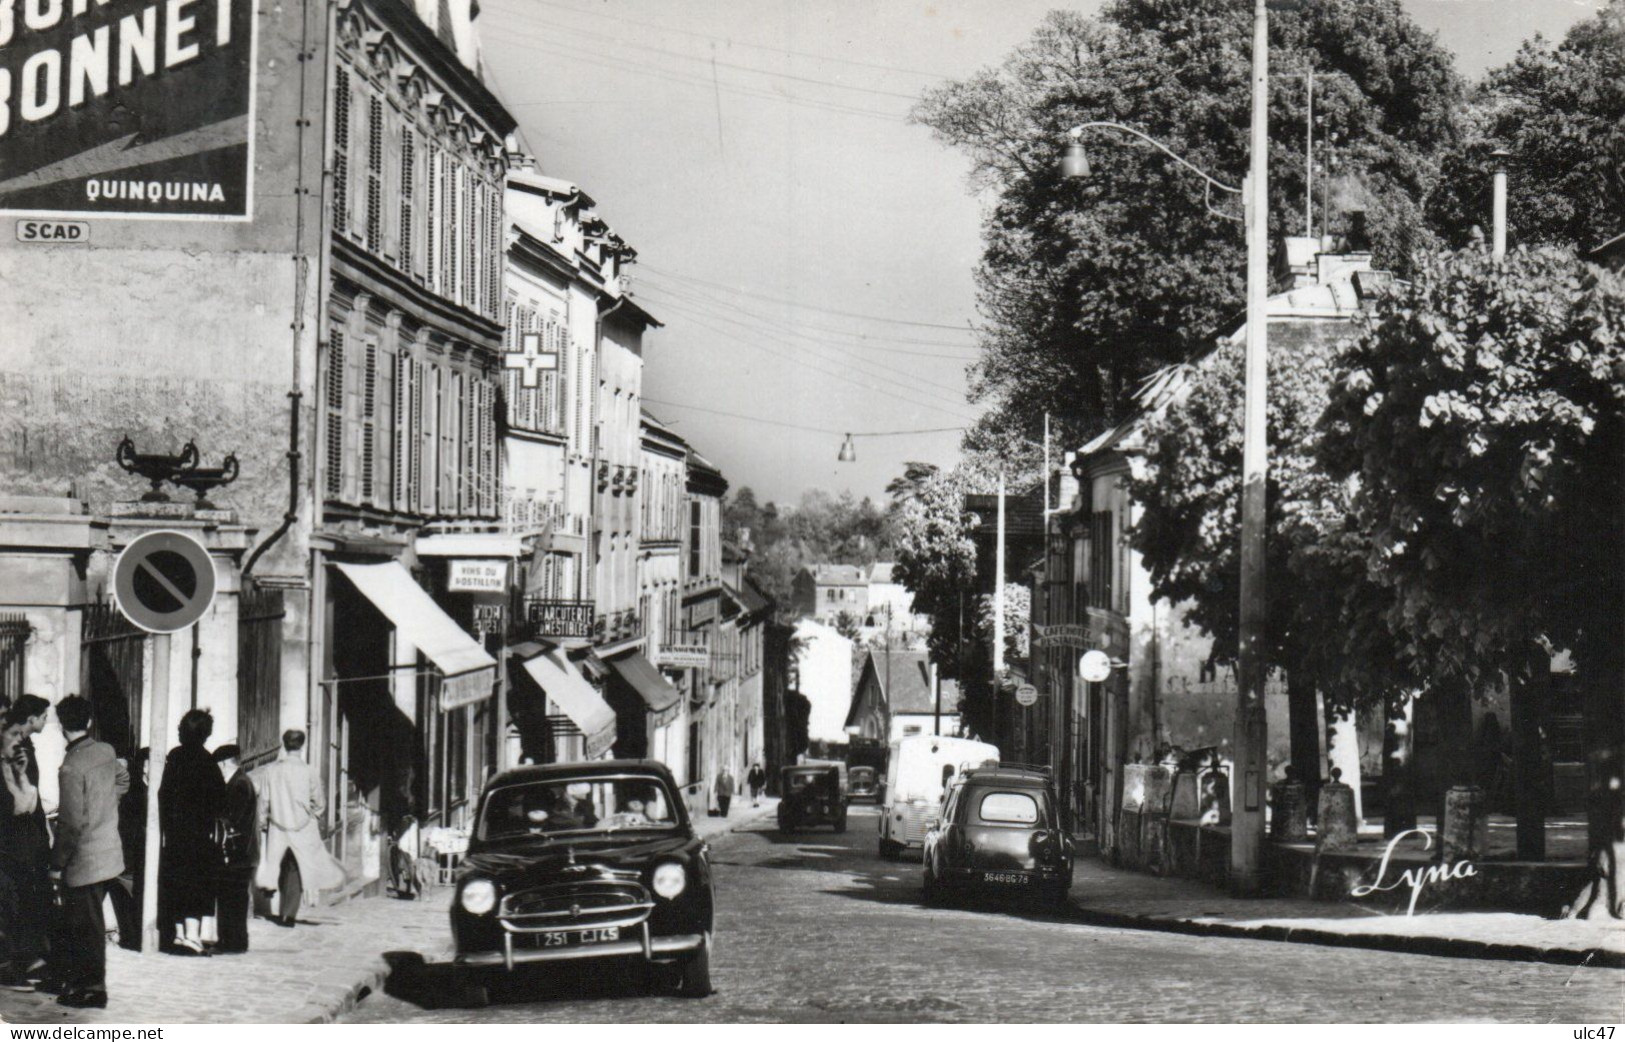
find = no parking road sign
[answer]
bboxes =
[113,531,217,634]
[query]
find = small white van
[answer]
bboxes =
[878,734,999,861]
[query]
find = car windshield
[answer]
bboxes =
[478,776,680,842]
[785,771,829,792]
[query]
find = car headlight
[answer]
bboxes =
[651,861,687,899]
[460,878,497,915]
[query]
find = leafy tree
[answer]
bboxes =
[1322,244,1625,917]
[914,0,1465,447]
[1427,0,1625,251]
[1130,309,1418,790]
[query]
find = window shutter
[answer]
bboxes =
[463,373,478,514]
[400,127,416,277]
[323,330,346,498]
[331,67,351,235]
[361,340,378,503]
[487,184,501,319]
[421,364,439,516]
[343,328,364,504]
[409,359,424,513]
[393,351,411,509]
[479,381,496,515]
[425,145,439,293]
[444,370,460,512]
[365,94,383,253]
[440,156,453,301]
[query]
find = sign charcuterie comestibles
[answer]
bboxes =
[0,0,257,220]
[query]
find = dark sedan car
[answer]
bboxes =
[921,766,1074,906]
[776,764,847,832]
[848,765,880,803]
[450,760,714,1000]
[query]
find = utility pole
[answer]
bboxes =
[1233,0,1271,896]
[993,470,1006,677]
[1305,69,1314,238]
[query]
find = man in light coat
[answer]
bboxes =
[254,730,345,926]
[51,696,128,1010]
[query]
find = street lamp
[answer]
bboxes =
[837,434,857,462]
[1061,0,1272,896]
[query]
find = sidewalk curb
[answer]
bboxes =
[1064,904,1625,969]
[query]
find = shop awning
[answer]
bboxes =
[413,533,524,558]
[514,644,617,759]
[606,651,682,728]
[332,561,496,709]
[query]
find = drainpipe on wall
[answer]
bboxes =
[243,0,328,579]
[302,0,342,738]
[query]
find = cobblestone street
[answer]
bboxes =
[342,806,1625,1024]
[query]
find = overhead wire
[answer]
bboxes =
[640,297,979,421]
[636,275,983,353]
[642,397,966,438]
[639,286,976,397]
[639,290,975,403]
[481,25,914,124]
[479,9,925,101]
[641,262,980,331]
[482,0,956,81]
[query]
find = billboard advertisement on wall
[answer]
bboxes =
[0,0,258,220]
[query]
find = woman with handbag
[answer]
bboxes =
[211,745,258,954]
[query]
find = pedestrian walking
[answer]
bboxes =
[109,748,147,951]
[211,744,258,954]
[0,704,53,988]
[747,762,765,807]
[50,696,128,1010]
[714,766,736,817]
[157,709,224,954]
[254,730,345,926]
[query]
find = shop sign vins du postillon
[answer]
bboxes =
[0,0,257,220]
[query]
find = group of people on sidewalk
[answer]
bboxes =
[712,763,767,817]
[0,694,344,1011]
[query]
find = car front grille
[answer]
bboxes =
[498,880,655,934]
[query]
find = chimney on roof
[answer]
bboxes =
[1491,148,1511,262]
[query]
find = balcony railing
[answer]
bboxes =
[514,598,596,641]
[594,608,645,643]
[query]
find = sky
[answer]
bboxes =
[479,0,1598,508]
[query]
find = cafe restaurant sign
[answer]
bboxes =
[1036,623,1090,650]
[0,0,258,220]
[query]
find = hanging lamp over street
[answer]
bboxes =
[1062,129,1091,179]
[837,434,857,462]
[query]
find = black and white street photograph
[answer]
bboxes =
[0,0,1621,1027]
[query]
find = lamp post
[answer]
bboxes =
[1062,0,1271,895]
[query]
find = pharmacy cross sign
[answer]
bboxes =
[505,332,559,389]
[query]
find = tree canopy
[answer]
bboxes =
[1426,0,1625,252]
[1320,244,1624,698]
[914,0,1465,448]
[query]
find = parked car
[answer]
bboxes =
[879,734,999,861]
[450,760,714,1002]
[777,764,848,832]
[922,765,1074,907]
[848,765,880,803]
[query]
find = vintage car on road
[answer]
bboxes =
[776,764,848,832]
[848,765,880,803]
[450,760,714,1000]
[921,765,1074,906]
[880,734,999,860]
